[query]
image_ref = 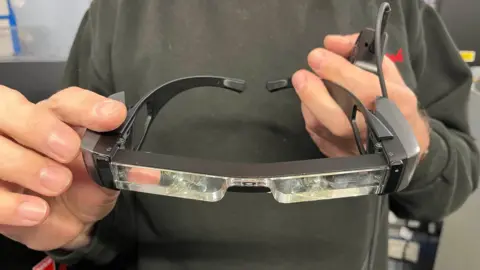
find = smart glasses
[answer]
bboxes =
[81,74,420,203]
[81,3,420,203]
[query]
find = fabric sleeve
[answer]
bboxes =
[60,0,116,96]
[46,194,137,266]
[389,1,479,222]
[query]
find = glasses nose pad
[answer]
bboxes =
[266,78,292,92]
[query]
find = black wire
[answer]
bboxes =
[375,3,391,98]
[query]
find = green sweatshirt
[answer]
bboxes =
[49,0,479,269]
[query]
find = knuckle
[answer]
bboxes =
[310,126,329,139]
[308,48,328,71]
[46,94,61,111]
[329,117,354,138]
[401,103,418,121]
[4,88,28,106]
[305,121,324,136]
[23,106,47,133]
[47,92,66,111]
[305,123,318,137]
[330,125,351,138]
[397,89,419,120]
[0,140,26,168]
[6,145,28,167]
[405,89,418,104]
[357,91,376,108]
[304,120,316,131]
[347,71,366,91]
[0,192,18,224]
[0,159,34,191]
[302,112,316,128]
[334,69,347,84]
[59,87,84,97]
[64,86,84,93]
[48,87,83,106]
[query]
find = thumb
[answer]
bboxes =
[39,87,127,132]
[65,152,119,224]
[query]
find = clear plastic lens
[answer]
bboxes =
[271,170,387,203]
[113,166,227,202]
[111,163,388,203]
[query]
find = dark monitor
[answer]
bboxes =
[0,61,65,102]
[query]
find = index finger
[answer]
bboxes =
[40,87,127,132]
[323,34,405,86]
[292,69,353,138]
[307,48,417,119]
[323,34,359,57]
[0,86,81,163]
[0,86,126,163]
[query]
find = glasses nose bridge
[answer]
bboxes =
[227,177,271,188]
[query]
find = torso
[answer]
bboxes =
[98,1,418,269]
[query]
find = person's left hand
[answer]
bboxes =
[292,34,430,158]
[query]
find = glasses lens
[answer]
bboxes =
[111,164,228,202]
[111,162,388,203]
[271,168,388,203]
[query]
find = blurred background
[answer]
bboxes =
[0,0,91,60]
[0,0,478,269]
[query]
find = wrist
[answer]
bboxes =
[61,223,95,251]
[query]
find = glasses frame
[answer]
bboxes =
[81,74,420,202]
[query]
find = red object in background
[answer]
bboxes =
[32,257,68,270]
[386,48,404,63]
[32,257,55,270]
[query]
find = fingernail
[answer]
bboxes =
[292,71,307,90]
[327,34,343,39]
[327,34,351,44]
[95,100,122,118]
[40,166,71,194]
[309,49,326,69]
[17,200,47,225]
[47,127,78,162]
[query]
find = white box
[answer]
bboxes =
[0,0,9,16]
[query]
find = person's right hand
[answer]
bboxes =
[0,86,127,251]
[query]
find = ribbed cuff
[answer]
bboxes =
[46,219,118,265]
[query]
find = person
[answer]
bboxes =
[0,0,478,269]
